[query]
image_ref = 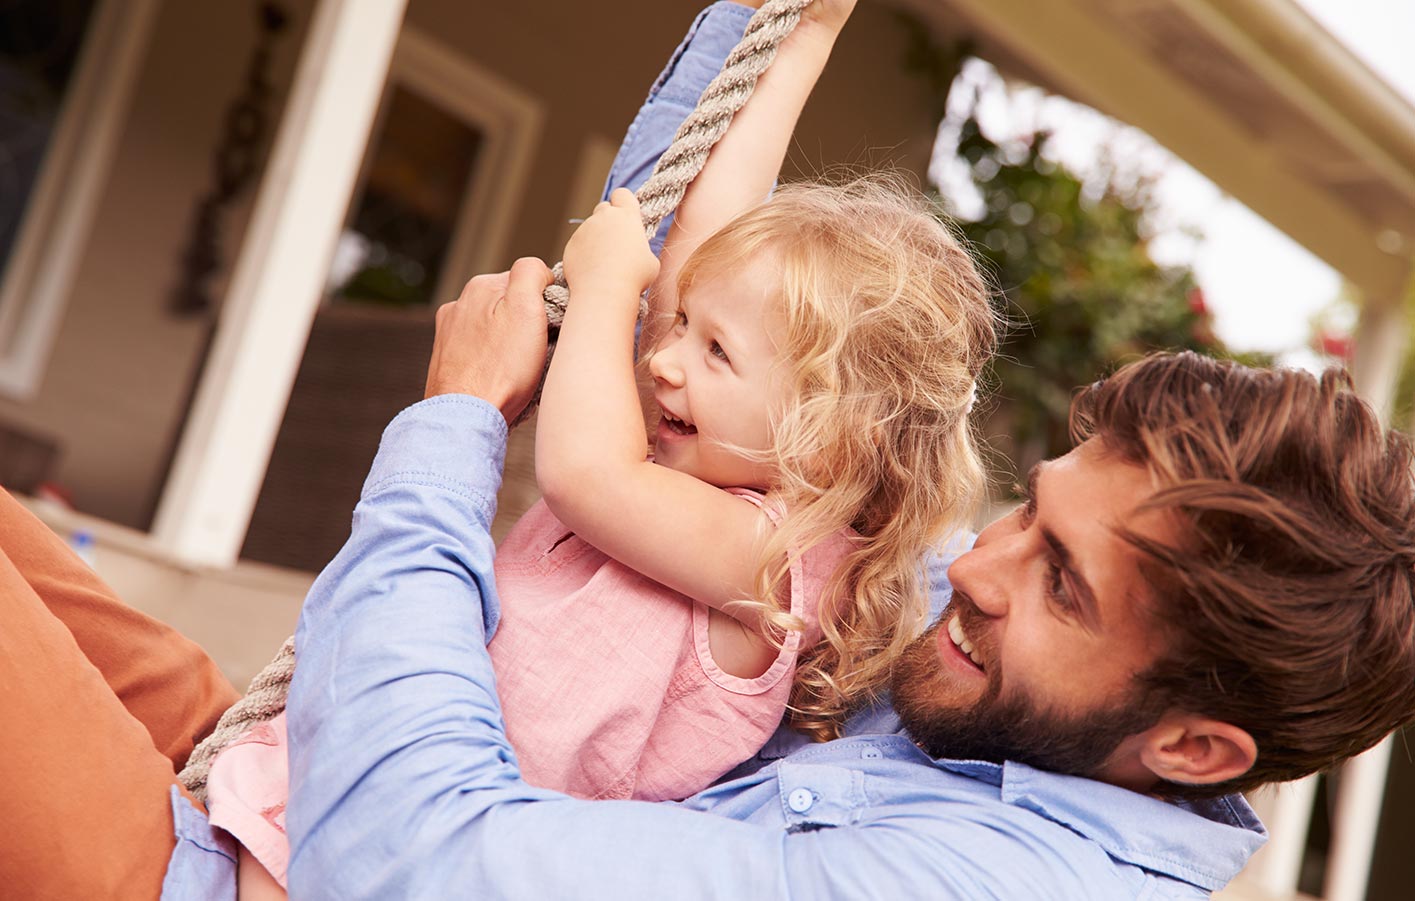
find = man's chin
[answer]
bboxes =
[890,626,1166,778]
[890,626,1007,763]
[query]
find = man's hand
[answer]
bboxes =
[425,257,552,424]
[562,189,660,303]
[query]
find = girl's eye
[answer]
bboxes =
[673,310,688,330]
[709,341,729,363]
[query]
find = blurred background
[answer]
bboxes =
[0,1,1410,897]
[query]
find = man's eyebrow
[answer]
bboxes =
[1033,462,1103,630]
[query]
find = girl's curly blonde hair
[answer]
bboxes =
[669,175,997,741]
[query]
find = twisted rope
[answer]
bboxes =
[533,0,813,399]
[179,637,295,802]
[178,0,812,803]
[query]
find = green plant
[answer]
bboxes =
[940,112,1266,483]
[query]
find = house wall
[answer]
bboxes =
[1,0,937,539]
[0,0,316,529]
[403,0,939,269]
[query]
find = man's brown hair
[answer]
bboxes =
[1071,351,1415,799]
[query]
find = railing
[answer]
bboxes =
[1236,738,1394,901]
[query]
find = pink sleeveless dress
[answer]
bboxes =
[206,491,852,886]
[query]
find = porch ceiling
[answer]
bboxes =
[892,0,1415,303]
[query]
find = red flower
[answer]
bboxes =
[1316,329,1353,362]
[1187,287,1208,316]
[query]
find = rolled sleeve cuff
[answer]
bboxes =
[363,394,508,528]
[603,1,753,215]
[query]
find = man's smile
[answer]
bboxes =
[945,614,985,670]
[937,610,987,678]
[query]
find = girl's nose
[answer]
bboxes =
[649,340,685,387]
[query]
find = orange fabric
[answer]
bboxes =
[0,489,238,898]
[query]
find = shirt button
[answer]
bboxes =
[861,747,883,759]
[787,788,815,813]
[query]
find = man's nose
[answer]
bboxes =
[946,531,1018,619]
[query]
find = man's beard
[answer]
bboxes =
[889,611,1169,778]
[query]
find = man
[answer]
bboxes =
[284,260,1415,899]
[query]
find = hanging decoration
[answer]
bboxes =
[170,2,289,316]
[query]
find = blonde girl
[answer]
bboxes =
[512,0,993,779]
[517,178,994,801]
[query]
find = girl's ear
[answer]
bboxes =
[1136,713,1258,788]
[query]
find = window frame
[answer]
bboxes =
[0,0,161,398]
[371,26,543,308]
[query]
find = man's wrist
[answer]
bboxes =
[368,394,508,505]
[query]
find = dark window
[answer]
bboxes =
[325,86,484,308]
[0,0,97,279]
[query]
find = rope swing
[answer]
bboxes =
[178,0,814,804]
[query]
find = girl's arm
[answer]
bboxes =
[645,0,855,345]
[539,1,855,622]
[539,191,769,620]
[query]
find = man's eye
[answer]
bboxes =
[1045,561,1077,615]
[1013,483,1037,525]
[709,341,729,362]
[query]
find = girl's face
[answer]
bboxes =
[648,257,789,490]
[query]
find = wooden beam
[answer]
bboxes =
[916,0,1412,301]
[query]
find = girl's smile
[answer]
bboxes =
[648,257,788,490]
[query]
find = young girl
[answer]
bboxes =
[498,177,993,803]
[207,0,995,891]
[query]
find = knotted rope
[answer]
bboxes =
[178,637,294,803]
[178,0,813,803]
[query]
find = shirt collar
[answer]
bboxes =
[984,761,1267,890]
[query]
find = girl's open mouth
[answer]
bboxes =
[661,414,697,436]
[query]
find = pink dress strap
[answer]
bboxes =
[205,713,292,886]
[491,493,852,801]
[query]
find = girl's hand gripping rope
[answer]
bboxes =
[563,189,662,308]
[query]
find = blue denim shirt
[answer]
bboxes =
[279,397,1264,900]
[599,2,760,254]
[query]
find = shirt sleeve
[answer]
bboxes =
[282,397,1011,900]
[601,1,753,255]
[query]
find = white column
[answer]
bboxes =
[1241,776,1319,898]
[1348,289,1408,421]
[151,0,409,568]
[1324,737,1394,901]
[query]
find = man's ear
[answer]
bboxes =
[1137,713,1258,787]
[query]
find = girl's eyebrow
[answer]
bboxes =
[706,310,755,358]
